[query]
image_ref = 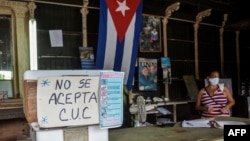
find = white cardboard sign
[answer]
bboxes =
[37,76,99,128]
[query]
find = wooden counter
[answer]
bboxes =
[109,117,250,141]
[0,99,29,141]
[109,126,223,141]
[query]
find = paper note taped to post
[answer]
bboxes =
[37,76,99,128]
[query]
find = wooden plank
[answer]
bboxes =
[0,99,23,108]
[0,108,25,120]
[23,80,38,123]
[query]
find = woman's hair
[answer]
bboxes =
[207,69,220,77]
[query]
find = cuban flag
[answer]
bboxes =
[96,0,143,90]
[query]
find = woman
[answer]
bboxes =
[195,70,235,118]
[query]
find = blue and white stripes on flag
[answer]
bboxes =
[96,0,143,90]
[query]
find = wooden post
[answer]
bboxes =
[194,9,211,80]
[220,14,228,77]
[236,31,240,95]
[27,1,36,19]
[162,2,180,100]
[81,0,89,47]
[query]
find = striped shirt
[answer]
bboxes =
[201,87,230,118]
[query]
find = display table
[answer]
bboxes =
[109,117,250,141]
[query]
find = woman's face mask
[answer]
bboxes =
[209,77,219,85]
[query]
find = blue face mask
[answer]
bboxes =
[209,77,219,85]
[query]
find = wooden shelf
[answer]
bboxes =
[0,99,23,109]
[155,101,188,106]
[0,99,24,120]
[146,101,188,123]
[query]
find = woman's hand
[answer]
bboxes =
[207,106,214,112]
[220,107,229,113]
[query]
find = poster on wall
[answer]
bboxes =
[79,47,95,69]
[138,58,157,91]
[161,57,171,84]
[99,71,124,129]
[49,29,63,47]
[140,15,161,52]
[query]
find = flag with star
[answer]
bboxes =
[95,0,143,90]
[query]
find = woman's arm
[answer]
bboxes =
[220,86,235,113]
[195,88,208,112]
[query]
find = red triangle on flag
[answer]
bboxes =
[106,0,141,42]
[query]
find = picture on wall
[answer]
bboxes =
[161,57,171,84]
[139,15,161,52]
[79,47,95,69]
[138,57,157,91]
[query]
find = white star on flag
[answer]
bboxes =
[115,0,130,16]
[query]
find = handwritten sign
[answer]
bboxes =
[99,72,124,129]
[37,76,99,128]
